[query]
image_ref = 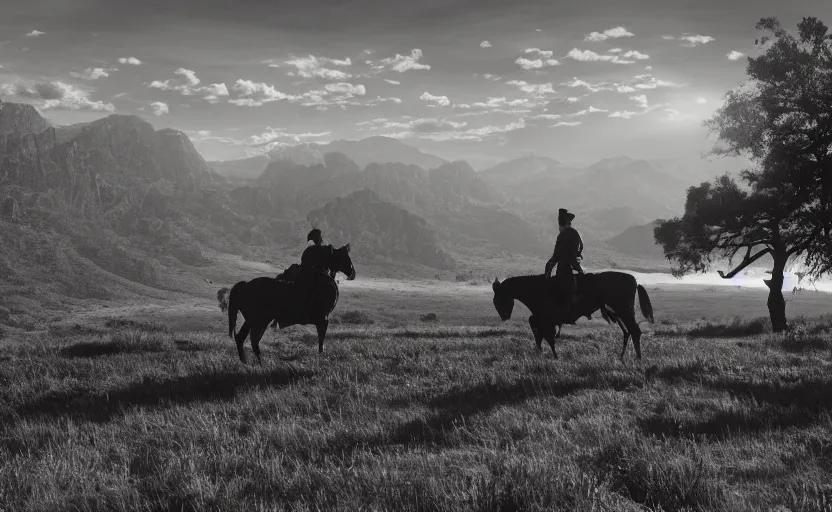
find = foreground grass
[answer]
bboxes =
[1,307,832,511]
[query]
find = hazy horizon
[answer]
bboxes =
[3,0,830,165]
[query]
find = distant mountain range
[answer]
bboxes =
[1,98,727,328]
[209,136,448,181]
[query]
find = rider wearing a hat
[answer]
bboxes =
[545,208,585,324]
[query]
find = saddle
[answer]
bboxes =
[549,272,596,324]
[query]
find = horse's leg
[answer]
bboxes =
[529,316,542,351]
[316,317,329,354]
[235,321,251,364]
[540,326,558,359]
[250,322,268,364]
[621,314,643,360]
[616,317,630,361]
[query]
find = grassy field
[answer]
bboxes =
[1,282,831,511]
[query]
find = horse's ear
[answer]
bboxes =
[492,277,500,291]
[343,243,351,254]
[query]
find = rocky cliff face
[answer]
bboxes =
[0,100,52,136]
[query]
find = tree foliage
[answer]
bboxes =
[655,16,832,330]
[657,16,832,278]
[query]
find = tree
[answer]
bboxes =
[654,16,832,332]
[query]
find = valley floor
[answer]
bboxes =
[1,280,831,511]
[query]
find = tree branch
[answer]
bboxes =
[717,247,773,278]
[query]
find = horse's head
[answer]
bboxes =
[492,277,514,321]
[331,243,356,281]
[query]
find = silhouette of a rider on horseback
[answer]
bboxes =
[544,208,586,325]
[296,227,332,323]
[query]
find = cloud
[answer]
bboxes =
[420,91,451,107]
[608,48,623,53]
[515,57,560,70]
[552,121,581,127]
[384,79,401,85]
[379,117,526,142]
[481,74,501,81]
[150,101,169,116]
[680,34,715,46]
[695,97,707,105]
[284,54,353,80]
[609,110,637,119]
[480,41,492,48]
[565,48,642,64]
[628,73,682,89]
[568,106,609,116]
[621,50,649,60]
[379,49,431,72]
[525,48,554,58]
[118,57,142,65]
[1,80,114,111]
[70,67,114,80]
[149,68,229,103]
[584,27,634,42]
[506,80,556,97]
[665,108,681,120]
[527,113,562,120]
[324,82,366,96]
[248,126,332,148]
[25,30,45,37]
[630,94,649,109]
[727,50,745,61]
[562,77,612,93]
[664,34,715,46]
[382,118,468,133]
[229,79,305,106]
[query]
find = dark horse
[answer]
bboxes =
[218,244,356,363]
[491,272,655,360]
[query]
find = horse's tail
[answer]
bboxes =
[636,284,655,323]
[227,281,243,338]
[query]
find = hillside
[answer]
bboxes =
[606,220,665,259]
[307,189,453,270]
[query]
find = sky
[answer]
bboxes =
[1,0,830,166]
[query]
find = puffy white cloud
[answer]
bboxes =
[70,67,114,80]
[727,50,745,61]
[150,101,169,116]
[283,55,353,80]
[525,48,554,58]
[384,79,401,85]
[515,56,560,70]
[664,34,715,46]
[565,48,643,64]
[630,94,649,109]
[247,126,332,147]
[149,68,229,103]
[680,34,715,46]
[552,121,581,127]
[379,49,431,72]
[118,57,142,65]
[609,110,637,119]
[506,80,556,97]
[562,77,612,93]
[1,80,115,111]
[324,82,366,96]
[420,91,451,107]
[480,41,492,48]
[25,30,45,37]
[584,27,634,42]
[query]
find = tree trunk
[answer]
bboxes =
[764,251,789,333]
